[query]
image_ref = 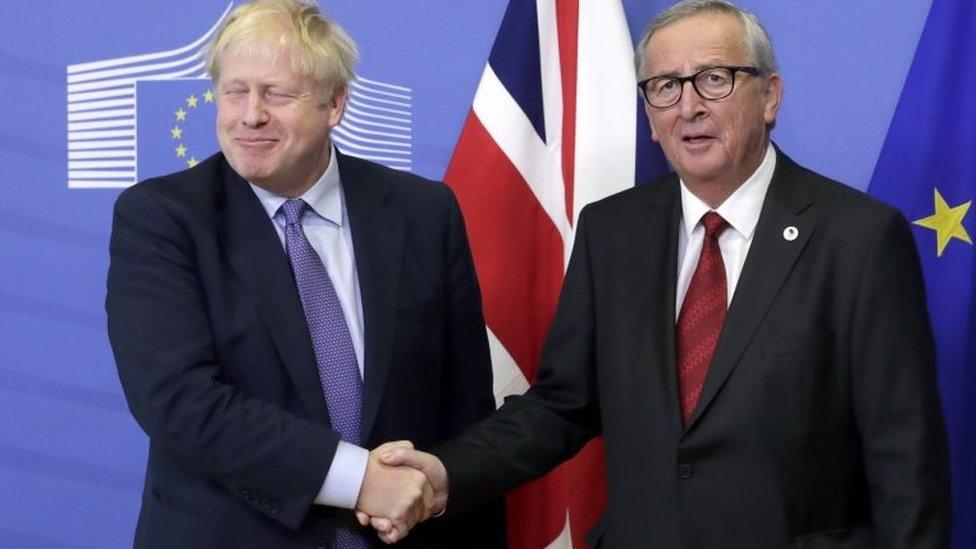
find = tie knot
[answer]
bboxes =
[700,211,729,239]
[280,199,309,226]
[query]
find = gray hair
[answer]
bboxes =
[635,0,778,79]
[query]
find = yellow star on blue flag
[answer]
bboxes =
[913,188,972,257]
[136,79,219,181]
[867,0,976,543]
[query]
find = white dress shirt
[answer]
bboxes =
[675,143,776,317]
[249,147,369,510]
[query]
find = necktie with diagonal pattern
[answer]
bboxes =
[676,211,730,426]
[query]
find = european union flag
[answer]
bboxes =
[868,0,975,546]
[136,78,219,181]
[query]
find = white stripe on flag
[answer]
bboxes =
[537,0,564,155]
[487,327,530,407]
[543,513,573,549]
[472,65,572,244]
[573,0,637,226]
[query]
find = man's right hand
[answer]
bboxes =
[354,441,434,543]
[380,447,448,515]
[355,445,449,544]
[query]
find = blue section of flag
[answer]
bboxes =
[136,78,219,182]
[867,0,975,546]
[488,0,546,143]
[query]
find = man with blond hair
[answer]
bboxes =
[377,1,951,547]
[106,1,503,547]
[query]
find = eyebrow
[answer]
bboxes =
[647,62,734,79]
[647,70,682,80]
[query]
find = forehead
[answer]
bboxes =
[644,12,749,75]
[219,44,313,89]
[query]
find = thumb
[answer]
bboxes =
[380,448,438,473]
[373,440,414,454]
[355,510,370,526]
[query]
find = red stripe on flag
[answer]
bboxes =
[504,438,607,548]
[446,2,611,543]
[556,0,579,226]
[446,110,608,546]
[445,112,564,378]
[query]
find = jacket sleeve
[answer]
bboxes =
[435,205,601,514]
[850,210,951,547]
[106,184,338,530]
[441,189,497,437]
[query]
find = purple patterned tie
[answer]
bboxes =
[280,199,367,549]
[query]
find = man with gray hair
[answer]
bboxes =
[377,1,950,546]
[106,0,504,547]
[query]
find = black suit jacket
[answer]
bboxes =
[436,150,950,548]
[107,152,504,548]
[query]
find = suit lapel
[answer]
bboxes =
[338,154,404,444]
[643,181,685,437]
[215,159,330,422]
[686,151,815,430]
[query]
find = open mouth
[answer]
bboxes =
[682,134,713,143]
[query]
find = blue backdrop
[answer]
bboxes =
[3,1,966,547]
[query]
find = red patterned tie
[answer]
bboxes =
[676,211,729,425]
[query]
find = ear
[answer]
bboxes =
[644,100,661,142]
[762,73,783,126]
[326,85,348,128]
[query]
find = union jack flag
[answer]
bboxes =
[444,0,661,546]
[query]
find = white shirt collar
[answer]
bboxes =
[679,143,776,238]
[248,146,343,226]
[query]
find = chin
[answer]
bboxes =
[228,154,269,177]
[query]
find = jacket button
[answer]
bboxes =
[678,463,693,479]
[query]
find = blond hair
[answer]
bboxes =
[206,0,359,102]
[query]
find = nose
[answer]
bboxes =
[242,91,269,128]
[677,80,707,121]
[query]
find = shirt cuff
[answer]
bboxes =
[314,441,369,509]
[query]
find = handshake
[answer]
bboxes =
[353,441,448,544]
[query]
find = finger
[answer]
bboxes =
[373,440,414,454]
[406,471,428,524]
[370,517,394,533]
[420,481,435,520]
[379,447,428,468]
[379,524,405,544]
[356,510,370,526]
[389,515,413,542]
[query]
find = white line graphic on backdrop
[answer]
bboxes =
[66,2,413,189]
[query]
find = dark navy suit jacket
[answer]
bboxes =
[107,151,505,548]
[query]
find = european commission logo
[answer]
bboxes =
[66,2,413,189]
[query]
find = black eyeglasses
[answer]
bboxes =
[638,66,761,108]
